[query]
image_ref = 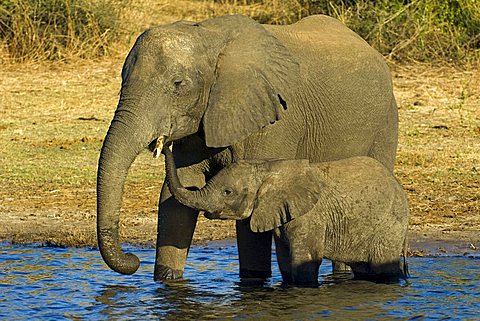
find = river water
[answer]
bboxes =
[0,242,479,320]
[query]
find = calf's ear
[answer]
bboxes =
[250,161,321,232]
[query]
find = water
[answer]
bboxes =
[0,242,479,320]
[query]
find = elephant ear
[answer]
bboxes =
[250,160,322,233]
[202,16,300,148]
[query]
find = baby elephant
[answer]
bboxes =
[163,147,409,285]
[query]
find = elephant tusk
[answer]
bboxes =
[153,136,165,159]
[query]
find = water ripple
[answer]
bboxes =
[0,243,478,320]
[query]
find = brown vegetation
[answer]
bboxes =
[1,0,479,63]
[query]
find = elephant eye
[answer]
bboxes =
[171,77,192,95]
[173,79,183,87]
[222,189,233,197]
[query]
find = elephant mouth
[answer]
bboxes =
[204,211,237,221]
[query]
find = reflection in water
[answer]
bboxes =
[0,243,478,320]
[94,276,410,320]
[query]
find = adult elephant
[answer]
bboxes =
[96,14,398,281]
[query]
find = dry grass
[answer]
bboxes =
[392,64,480,232]
[0,60,478,246]
[0,0,127,61]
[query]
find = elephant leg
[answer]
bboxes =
[289,231,322,286]
[292,261,321,286]
[154,186,197,281]
[236,218,272,279]
[351,261,402,282]
[154,166,205,281]
[273,233,293,283]
[274,234,321,286]
[332,261,352,274]
[368,245,404,282]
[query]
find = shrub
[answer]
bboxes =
[204,0,480,63]
[0,0,128,61]
[319,0,480,63]
[1,0,478,63]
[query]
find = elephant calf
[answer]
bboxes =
[163,146,409,285]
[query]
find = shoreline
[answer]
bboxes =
[1,224,478,258]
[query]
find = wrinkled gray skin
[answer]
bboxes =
[96,14,398,280]
[164,147,409,286]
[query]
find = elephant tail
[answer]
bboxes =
[402,235,410,279]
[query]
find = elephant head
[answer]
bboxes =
[97,15,300,275]
[163,146,322,233]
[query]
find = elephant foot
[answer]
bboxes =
[154,265,184,281]
[240,268,272,279]
[239,269,271,287]
[353,272,403,284]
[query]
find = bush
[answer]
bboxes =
[315,0,480,63]
[0,0,128,61]
[206,0,480,63]
[1,0,478,63]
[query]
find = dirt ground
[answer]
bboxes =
[0,60,478,255]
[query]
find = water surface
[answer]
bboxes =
[0,242,479,320]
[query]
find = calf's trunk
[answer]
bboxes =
[162,146,213,211]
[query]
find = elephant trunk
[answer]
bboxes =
[97,113,161,275]
[162,146,214,212]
